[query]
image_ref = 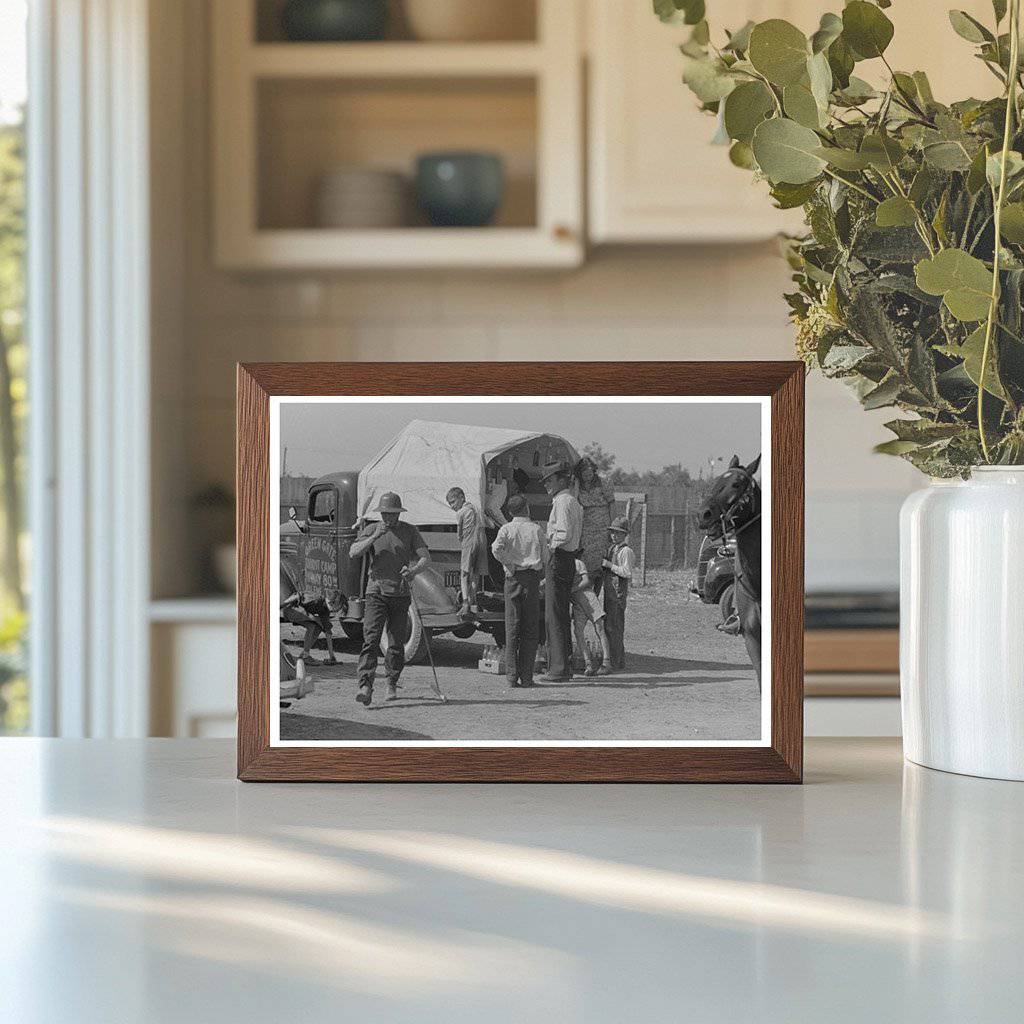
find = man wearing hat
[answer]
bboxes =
[602,516,636,672]
[349,492,430,705]
[541,459,583,681]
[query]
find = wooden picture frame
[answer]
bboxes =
[237,362,804,782]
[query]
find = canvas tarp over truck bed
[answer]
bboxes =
[358,419,578,527]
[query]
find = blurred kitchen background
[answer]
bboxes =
[2,0,998,740]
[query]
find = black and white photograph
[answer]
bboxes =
[271,397,769,746]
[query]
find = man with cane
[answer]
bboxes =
[349,492,430,706]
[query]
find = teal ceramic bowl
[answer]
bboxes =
[281,0,388,42]
[415,152,505,228]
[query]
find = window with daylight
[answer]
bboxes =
[0,1,28,734]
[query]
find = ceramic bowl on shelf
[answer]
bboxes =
[414,152,504,227]
[314,167,409,228]
[403,0,534,42]
[280,0,388,42]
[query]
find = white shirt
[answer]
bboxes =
[491,516,547,573]
[607,543,636,579]
[547,488,583,552]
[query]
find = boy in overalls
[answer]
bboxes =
[602,516,635,672]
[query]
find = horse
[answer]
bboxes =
[697,454,762,688]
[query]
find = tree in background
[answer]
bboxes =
[581,440,617,474]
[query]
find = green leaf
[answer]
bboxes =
[994,0,1008,24]
[783,83,822,129]
[948,10,993,44]
[909,165,936,205]
[915,249,994,321]
[967,143,993,193]
[923,141,973,171]
[836,75,877,104]
[728,140,757,170]
[724,20,755,53]
[807,51,833,110]
[810,12,843,54]
[959,324,1006,398]
[814,145,872,170]
[723,81,775,143]
[862,374,902,409]
[874,439,922,455]
[842,1,894,60]
[770,179,820,209]
[654,0,705,25]
[912,71,935,105]
[681,55,737,103]
[689,20,710,46]
[748,19,810,87]
[752,117,827,184]
[860,133,905,172]
[827,35,855,89]
[884,419,963,443]
[1000,202,1024,242]
[986,150,1024,190]
[875,196,918,228]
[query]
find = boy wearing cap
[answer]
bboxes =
[602,516,636,671]
[349,492,430,705]
[541,459,583,681]
[491,493,546,688]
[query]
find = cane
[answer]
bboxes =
[409,587,447,703]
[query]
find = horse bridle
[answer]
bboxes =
[715,466,761,541]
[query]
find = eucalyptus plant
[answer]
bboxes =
[659,0,1024,475]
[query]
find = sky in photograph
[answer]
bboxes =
[279,399,762,478]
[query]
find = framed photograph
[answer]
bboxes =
[237,362,804,782]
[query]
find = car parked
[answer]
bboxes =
[691,533,736,622]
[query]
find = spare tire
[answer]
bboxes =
[382,598,430,665]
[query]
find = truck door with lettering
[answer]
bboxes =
[302,484,341,597]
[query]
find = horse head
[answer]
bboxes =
[698,454,761,538]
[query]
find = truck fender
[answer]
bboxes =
[411,566,458,616]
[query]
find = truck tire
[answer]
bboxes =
[719,582,736,623]
[382,599,430,665]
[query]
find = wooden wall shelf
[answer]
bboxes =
[211,0,582,269]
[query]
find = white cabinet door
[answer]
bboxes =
[588,1,999,244]
[588,1,814,243]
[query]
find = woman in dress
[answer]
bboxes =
[573,456,615,584]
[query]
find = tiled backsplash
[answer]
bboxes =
[150,0,920,597]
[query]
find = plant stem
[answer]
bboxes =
[979,0,1021,462]
[821,167,879,203]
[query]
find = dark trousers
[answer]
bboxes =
[504,569,540,684]
[604,582,628,670]
[544,549,575,679]
[358,591,411,687]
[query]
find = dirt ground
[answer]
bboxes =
[279,569,761,743]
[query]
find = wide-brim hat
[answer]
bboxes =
[608,515,630,534]
[374,492,406,513]
[540,459,572,482]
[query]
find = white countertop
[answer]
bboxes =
[1,738,1021,1023]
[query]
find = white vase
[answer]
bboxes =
[900,467,1024,780]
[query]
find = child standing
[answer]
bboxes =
[602,515,635,671]
[491,493,546,688]
[571,557,612,676]
[446,486,489,620]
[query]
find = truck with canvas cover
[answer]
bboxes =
[279,419,578,676]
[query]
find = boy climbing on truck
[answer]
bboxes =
[446,486,489,621]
